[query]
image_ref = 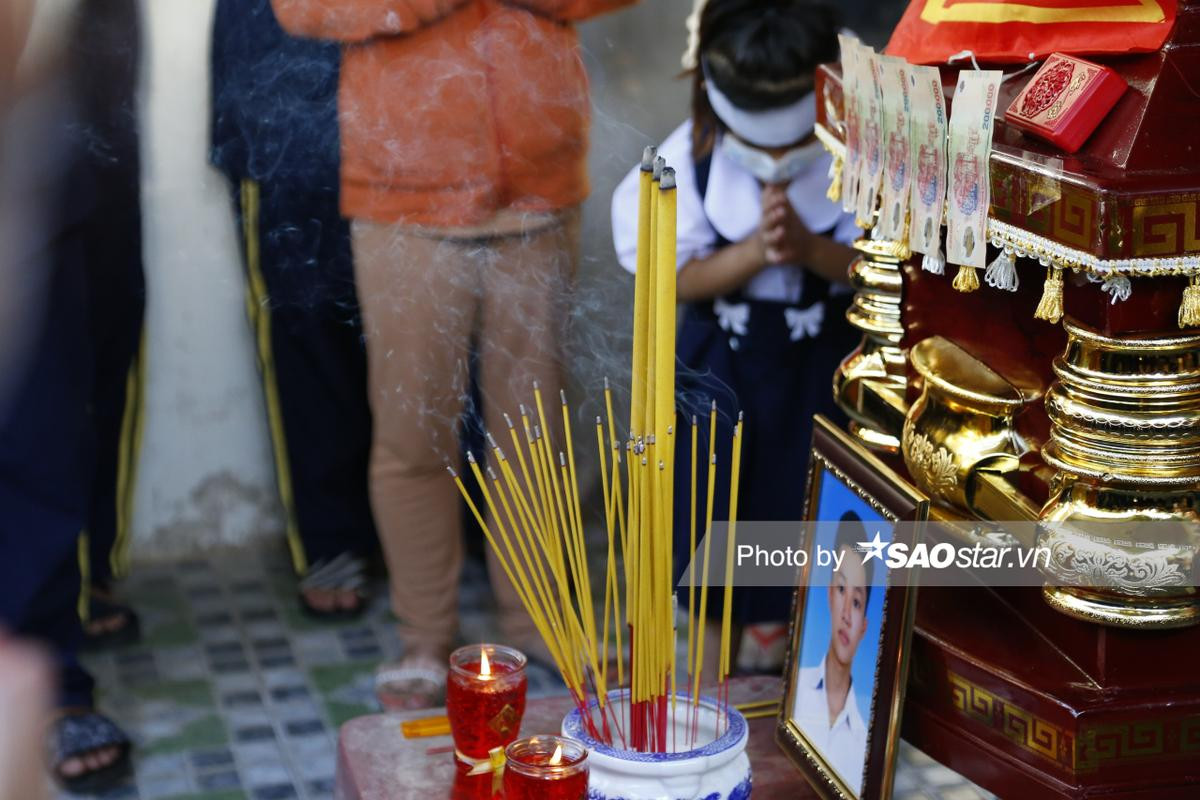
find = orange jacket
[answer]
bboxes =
[271,0,635,227]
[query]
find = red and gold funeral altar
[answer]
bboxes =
[814,1,1200,796]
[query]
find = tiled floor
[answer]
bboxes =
[63,546,993,800]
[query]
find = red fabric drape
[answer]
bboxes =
[886,0,1177,65]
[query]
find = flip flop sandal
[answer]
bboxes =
[298,553,370,621]
[46,710,133,795]
[374,655,448,712]
[81,596,142,651]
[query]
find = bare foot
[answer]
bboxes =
[375,651,449,712]
[84,614,126,637]
[301,587,338,614]
[335,588,363,611]
[57,745,120,778]
[301,587,363,614]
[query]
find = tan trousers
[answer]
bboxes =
[352,212,579,657]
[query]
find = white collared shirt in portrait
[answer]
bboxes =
[793,653,869,797]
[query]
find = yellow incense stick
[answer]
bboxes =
[719,415,744,684]
[519,407,554,551]
[687,414,697,696]
[630,148,655,438]
[654,168,677,450]
[603,379,628,560]
[645,159,662,440]
[692,400,719,714]
[557,452,602,686]
[560,394,596,648]
[595,417,614,695]
[492,449,566,643]
[505,414,549,544]
[609,451,625,690]
[459,461,571,689]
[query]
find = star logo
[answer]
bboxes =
[857,531,888,564]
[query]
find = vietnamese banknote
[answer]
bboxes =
[854,46,885,227]
[945,69,1002,267]
[838,33,862,215]
[907,64,948,258]
[877,55,912,242]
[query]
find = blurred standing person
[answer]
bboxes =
[270,0,637,707]
[0,0,139,790]
[76,0,148,651]
[210,0,377,619]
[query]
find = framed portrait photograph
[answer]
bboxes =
[777,415,928,800]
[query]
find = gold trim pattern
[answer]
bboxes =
[1075,722,1165,772]
[948,671,1200,773]
[948,671,1070,767]
[1133,200,1200,256]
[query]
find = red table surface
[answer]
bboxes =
[334,675,817,800]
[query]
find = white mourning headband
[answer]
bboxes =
[704,69,817,148]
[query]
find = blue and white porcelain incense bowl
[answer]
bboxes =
[561,690,752,800]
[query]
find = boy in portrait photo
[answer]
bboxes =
[793,511,874,796]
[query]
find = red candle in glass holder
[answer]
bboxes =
[446,644,527,761]
[503,736,589,800]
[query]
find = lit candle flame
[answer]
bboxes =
[480,648,491,677]
[549,743,563,766]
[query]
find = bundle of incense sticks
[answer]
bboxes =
[449,148,743,753]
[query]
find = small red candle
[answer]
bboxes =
[502,736,589,800]
[446,644,527,761]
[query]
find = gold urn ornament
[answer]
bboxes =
[902,336,1043,516]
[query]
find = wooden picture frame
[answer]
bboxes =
[777,415,928,800]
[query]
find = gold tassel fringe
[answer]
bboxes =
[1179,275,1200,329]
[827,155,843,203]
[1034,266,1064,324]
[952,264,979,292]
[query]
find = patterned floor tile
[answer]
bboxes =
[250,783,298,800]
[189,747,236,771]
[290,748,337,782]
[195,770,241,792]
[138,773,193,799]
[240,761,293,788]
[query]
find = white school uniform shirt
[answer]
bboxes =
[611,119,859,306]
[792,654,868,797]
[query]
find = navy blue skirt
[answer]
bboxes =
[671,291,856,625]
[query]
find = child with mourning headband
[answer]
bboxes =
[612,0,859,674]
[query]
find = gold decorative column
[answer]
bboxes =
[833,238,909,452]
[1039,321,1200,629]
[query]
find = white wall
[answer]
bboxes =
[133,0,281,556]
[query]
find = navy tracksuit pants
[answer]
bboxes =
[228,178,377,573]
[0,0,143,707]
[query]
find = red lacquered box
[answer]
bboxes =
[1005,53,1127,153]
